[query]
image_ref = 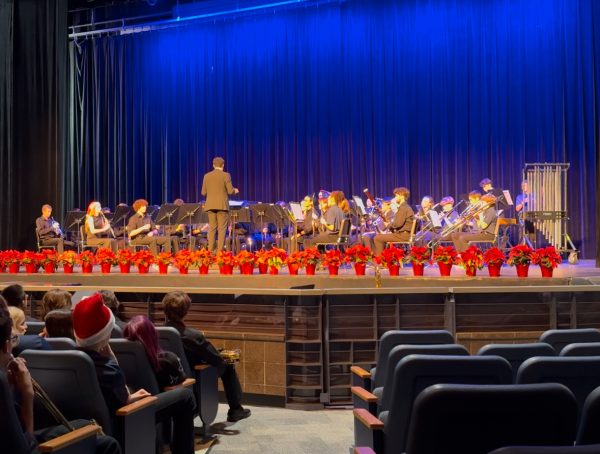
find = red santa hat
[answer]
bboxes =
[72,293,115,348]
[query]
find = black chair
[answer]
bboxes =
[561,342,600,357]
[20,350,157,454]
[315,217,353,250]
[111,324,123,338]
[404,383,577,454]
[45,337,77,350]
[26,321,45,336]
[353,355,513,454]
[539,329,600,353]
[517,357,600,420]
[353,344,469,415]
[36,230,56,252]
[489,446,600,454]
[478,343,556,381]
[351,329,455,392]
[156,326,219,438]
[577,385,600,445]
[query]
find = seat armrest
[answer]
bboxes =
[353,408,384,430]
[115,396,157,454]
[116,396,157,416]
[38,424,101,453]
[164,377,196,391]
[351,365,372,390]
[353,409,384,453]
[352,386,379,415]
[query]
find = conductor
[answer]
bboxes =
[201,156,239,253]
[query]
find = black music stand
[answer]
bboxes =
[175,203,203,244]
[251,204,273,247]
[269,205,289,250]
[229,205,250,254]
[64,211,87,251]
[112,205,133,237]
[155,203,180,228]
[146,205,160,221]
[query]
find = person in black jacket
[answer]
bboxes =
[162,291,251,422]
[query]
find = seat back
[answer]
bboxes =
[338,218,352,244]
[405,383,577,454]
[577,385,600,445]
[478,343,557,381]
[372,330,455,388]
[111,324,123,338]
[26,321,45,336]
[539,329,600,353]
[489,445,600,454]
[517,357,600,420]
[561,342,600,357]
[0,370,30,454]
[156,327,193,377]
[45,337,77,350]
[36,229,55,251]
[20,350,113,435]
[109,339,161,395]
[385,355,512,453]
[378,344,469,412]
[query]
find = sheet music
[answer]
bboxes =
[429,210,442,228]
[353,196,367,215]
[502,190,514,206]
[289,202,303,222]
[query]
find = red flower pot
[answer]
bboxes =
[179,267,188,275]
[0,265,4,273]
[220,265,233,275]
[119,263,131,274]
[412,263,424,276]
[306,263,316,275]
[269,266,279,275]
[44,263,56,273]
[487,263,501,277]
[63,264,74,274]
[354,263,366,276]
[540,266,554,278]
[8,263,20,273]
[100,263,112,274]
[328,265,339,276]
[388,264,400,276]
[158,263,169,274]
[198,265,209,275]
[515,264,529,278]
[465,266,477,277]
[438,262,452,276]
[258,263,268,274]
[24,263,38,274]
[288,264,299,275]
[138,264,149,274]
[240,263,254,275]
[82,263,93,274]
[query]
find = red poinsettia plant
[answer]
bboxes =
[95,248,117,265]
[266,247,288,269]
[21,250,43,265]
[57,250,78,265]
[117,249,134,265]
[77,250,96,265]
[459,245,484,270]
[405,246,430,265]
[377,246,404,266]
[235,250,256,266]
[531,246,562,269]
[321,249,343,267]
[344,245,373,264]
[507,244,534,266]
[39,249,58,266]
[255,249,269,265]
[193,249,214,267]
[156,252,173,266]
[298,248,321,266]
[432,246,459,265]
[215,250,237,267]
[286,251,303,266]
[2,250,21,265]
[174,249,195,269]
[483,247,506,266]
[132,250,154,267]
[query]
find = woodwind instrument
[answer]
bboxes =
[100,212,116,238]
[363,188,388,233]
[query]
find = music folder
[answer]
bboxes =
[289,202,303,222]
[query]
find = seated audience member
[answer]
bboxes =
[1,284,36,321]
[99,290,127,330]
[9,306,27,335]
[0,296,121,454]
[44,310,74,340]
[73,294,195,454]
[9,304,51,356]
[41,289,72,320]
[162,291,251,422]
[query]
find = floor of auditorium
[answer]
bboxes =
[194,404,352,453]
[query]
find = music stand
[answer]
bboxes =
[228,205,250,254]
[251,204,272,247]
[175,203,203,244]
[64,211,87,251]
[155,203,179,229]
[112,205,133,237]
[146,205,160,221]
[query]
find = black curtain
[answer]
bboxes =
[0,0,67,250]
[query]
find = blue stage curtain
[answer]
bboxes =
[67,0,600,258]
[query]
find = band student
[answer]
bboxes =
[127,199,171,255]
[296,195,318,243]
[201,157,239,253]
[35,204,75,253]
[85,201,118,252]
[305,191,345,249]
[451,193,498,253]
[515,180,535,244]
[373,187,415,255]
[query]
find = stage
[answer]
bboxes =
[4,260,600,407]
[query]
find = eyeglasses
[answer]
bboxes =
[10,335,19,347]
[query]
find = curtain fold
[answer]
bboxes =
[65,0,598,258]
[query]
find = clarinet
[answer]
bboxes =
[100,213,116,238]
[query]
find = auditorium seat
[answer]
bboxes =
[44,337,77,350]
[561,342,600,357]
[26,321,45,336]
[352,344,469,415]
[156,326,219,438]
[539,329,600,353]
[110,324,123,338]
[489,446,600,454]
[404,383,577,454]
[351,330,455,392]
[20,350,157,454]
[577,386,600,445]
[353,355,512,454]
[517,357,600,420]
[477,343,556,381]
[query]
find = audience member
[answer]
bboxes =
[9,306,27,335]
[44,310,74,339]
[99,290,127,330]
[1,284,36,321]
[41,289,72,320]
